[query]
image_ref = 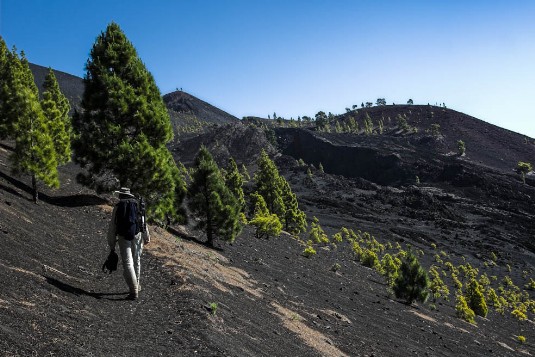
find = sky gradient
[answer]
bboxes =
[1,0,534,137]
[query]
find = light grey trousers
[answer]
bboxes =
[118,233,143,293]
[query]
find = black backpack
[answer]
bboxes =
[115,199,140,240]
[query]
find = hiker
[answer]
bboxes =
[107,187,150,300]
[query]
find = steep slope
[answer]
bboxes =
[28,63,239,133]
[336,105,535,173]
[2,139,534,356]
[164,91,239,135]
[29,63,84,110]
[0,143,226,356]
[169,122,276,167]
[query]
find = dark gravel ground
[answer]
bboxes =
[1,133,534,356]
[0,147,225,356]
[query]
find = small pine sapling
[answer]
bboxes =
[457,140,466,156]
[381,253,401,286]
[455,293,476,324]
[249,192,282,239]
[393,252,430,304]
[465,279,488,317]
[516,161,532,183]
[308,217,328,244]
[360,249,379,269]
[429,265,450,302]
[332,232,343,243]
[303,240,317,258]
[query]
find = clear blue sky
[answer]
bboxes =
[1,0,534,137]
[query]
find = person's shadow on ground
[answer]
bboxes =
[45,276,129,301]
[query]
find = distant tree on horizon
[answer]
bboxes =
[315,111,328,130]
[376,98,386,106]
[407,99,414,105]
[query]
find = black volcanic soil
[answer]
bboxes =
[12,63,533,356]
[1,122,535,356]
[0,144,226,356]
[335,105,535,173]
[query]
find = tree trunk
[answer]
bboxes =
[204,184,213,247]
[32,174,38,204]
[206,225,213,247]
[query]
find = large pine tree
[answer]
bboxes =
[72,22,184,220]
[41,68,72,165]
[4,49,59,202]
[0,37,9,138]
[187,146,241,246]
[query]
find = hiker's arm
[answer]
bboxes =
[107,207,118,250]
[142,224,151,245]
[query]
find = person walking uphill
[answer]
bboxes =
[107,187,150,300]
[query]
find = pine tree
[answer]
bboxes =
[455,293,475,323]
[381,253,401,286]
[466,278,488,317]
[254,149,285,218]
[187,146,241,246]
[241,163,250,182]
[457,140,466,156]
[308,217,328,244]
[429,265,450,302]
[248,192,282,239]
[393,252,430,304]
[364,113,373,135]
[348,116,358,134]
[72,22,184,220]
[41,68,71,165]
[4,49,58,202]
[279,176,307,234]
[0,37,10,138]
[225,157,245,211]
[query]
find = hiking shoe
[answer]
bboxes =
[126,292,138,300]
